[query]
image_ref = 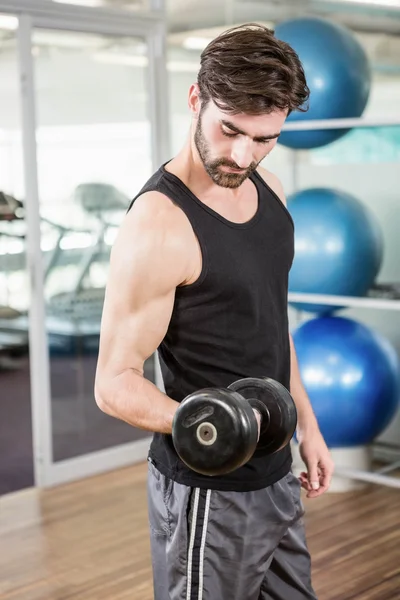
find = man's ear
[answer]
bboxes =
[188,83,202,117]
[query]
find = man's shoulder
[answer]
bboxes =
[128,187,187,229]
[122,187,196,265]
[255,166,286,206]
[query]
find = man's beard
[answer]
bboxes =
[194,115,261,189]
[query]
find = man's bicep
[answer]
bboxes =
[99,278,175,378]
[97,200,187,381]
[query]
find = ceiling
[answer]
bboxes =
[164,0,400,72]
[0,0,400,72]
[166,0,400,36]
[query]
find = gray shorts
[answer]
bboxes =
[147,459,317,600]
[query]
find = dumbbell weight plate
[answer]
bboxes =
[172,388,259,476]
[228,377,297,454]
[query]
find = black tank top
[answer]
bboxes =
[129,163,295,492]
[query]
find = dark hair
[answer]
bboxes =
[197,23,309,115]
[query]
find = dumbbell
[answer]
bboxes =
[172,377,297,476]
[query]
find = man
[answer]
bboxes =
[95,23,334,600]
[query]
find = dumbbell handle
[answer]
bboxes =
[249,398,271,441]
[252,407,262,440]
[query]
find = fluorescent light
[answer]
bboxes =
[182,37,212,51]
[52,0,104,6]
[330,0,400,6]
[92,52,199,73]
[0,15,18,30]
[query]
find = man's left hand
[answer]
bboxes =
[297,427,335,498]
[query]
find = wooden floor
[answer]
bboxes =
[0,462,399,600]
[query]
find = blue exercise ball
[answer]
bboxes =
[288,188,383,314]
[292,316,400,447]
[274,17,371,148]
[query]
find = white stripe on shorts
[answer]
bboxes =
[186,488,200,600]
[198,489,212,600]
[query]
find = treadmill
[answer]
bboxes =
[0,192,29,364]
[0,183,129,356]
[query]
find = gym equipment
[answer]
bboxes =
[292,316,400,447]
[274,17,371,149]
[44,182,130,354]
[288,187,383,314]
[47,183,129,354]
[0,192,29,363]
[0,191,24,221]
[369,282,400,300]
[172,377,297,476]
[0,182,130,356]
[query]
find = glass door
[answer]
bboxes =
[0,13,33,495]
[34,28,155,467]
[13,4,168,487]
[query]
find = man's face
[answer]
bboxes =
[194,99,287,189]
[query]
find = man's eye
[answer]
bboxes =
[221,129,238,138]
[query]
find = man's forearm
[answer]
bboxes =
[95,368,179,434]
[289,333,319,434]
[96,337,318,436]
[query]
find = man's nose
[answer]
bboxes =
[230,137,253,169]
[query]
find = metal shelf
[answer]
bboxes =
[282,116,400,131]
[333,466,400,490]
[284,115,400,491]
[288,292,400,311]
